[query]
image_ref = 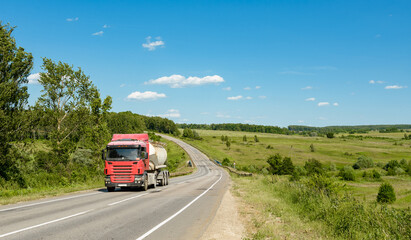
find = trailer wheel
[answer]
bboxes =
[143,176,148,191]
[107,187,115,192]
[159,178,165,186]
[165,174,169,185]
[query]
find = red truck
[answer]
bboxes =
[102,133,169,192]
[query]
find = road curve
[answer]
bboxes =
[0,135,229,240]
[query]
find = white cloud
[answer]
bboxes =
[259,96,267,99]
[92,31,104,36]
[127,91,166,101]
[385,85,407,89]
[305,97,315,101]
[319,117,327,120]
[27,73,40,84]
[103,24,110,28]
[370,80,384,84]
[66,17,79,22]
[120,84,126,88]
[216,113,231,118]
[159,109,180,118]
[333,102,339,106]
[298,120,304,123]
[146,74,224,88]
[227,95,243,101]
[142,36,165,51]
[200,112,209,115]
[222,87,231,91]
[302,86,312,90]
[244,87,251,90]
[245,96,253,100]
[255,86,261,89]
[318,102,330,107]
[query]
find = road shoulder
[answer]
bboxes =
[200,179,244,240]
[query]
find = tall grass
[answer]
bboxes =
[234,174,411,240]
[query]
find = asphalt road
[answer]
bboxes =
[0,135,229,240]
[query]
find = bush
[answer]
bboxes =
[222,157,231,166]
[267,153,295,175]
[281,157,295,175]
[339,166,356,181]
[377,183,396,204]
[309,143,315,152]
[304,158,324,175]
[326,132,335,138]
[372,169,381,180]
[353,155,374,169]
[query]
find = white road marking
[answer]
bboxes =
[108,193,149,206]
[0,192,101,212]
[0,210,92,238]
[135,174,223,240]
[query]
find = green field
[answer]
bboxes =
[179,129,411,239]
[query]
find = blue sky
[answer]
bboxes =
[2,0,410,127]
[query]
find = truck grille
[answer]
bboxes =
[113,165,132,174]
[111,165,133,183]
[112,175,134,183]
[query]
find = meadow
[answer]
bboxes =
[180,129,411,239]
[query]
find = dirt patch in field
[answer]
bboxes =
[200,182,245,240]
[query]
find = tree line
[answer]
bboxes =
[0,22,179,191]
[178,123,290,134]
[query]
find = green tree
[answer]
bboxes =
[221,135,225,142]
[377,182,396,204]
[226,140,231,149]
[309,143,315,152]
[304,158,324,175]
[0,22,33,180]
[36,58,99,150]
[183,128,194,138]
[326,132,335,138]
[280,157,295,175]
[267,153,282,175]
[243,135,247,142]
[254,135,259,142]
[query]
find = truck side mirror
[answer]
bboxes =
[141,152,148,159]
[102,149,106,160]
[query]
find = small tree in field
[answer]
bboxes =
[254,135,259,142]
[326,132,335,138]
[377,182,396,204]
[226,140,231,149]
[310,143,315,152]
[243,135,247,142]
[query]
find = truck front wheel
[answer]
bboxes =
[107,187,115,192]
[143,176,148,191]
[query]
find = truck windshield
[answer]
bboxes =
[107,148,139,160]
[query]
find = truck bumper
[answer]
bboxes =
[105,175,144,188]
